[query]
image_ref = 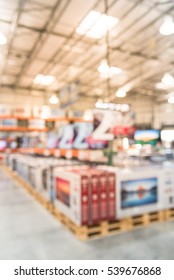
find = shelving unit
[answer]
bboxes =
[0,115,92,122]
[0,127,48,132]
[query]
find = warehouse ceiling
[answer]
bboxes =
[0,0,174,104]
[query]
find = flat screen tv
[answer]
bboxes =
[161,129,174,143]
[134,129,160,145]
[0,140,7,150]
[121,177,158,209]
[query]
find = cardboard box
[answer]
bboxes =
[161,164,174,209]
[116,167,163,219]
[53,167,91,225]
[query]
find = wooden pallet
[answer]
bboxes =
[163,208,174,220]
[53,209,128,240]
[126,211,164,230]
[2,164,174,240]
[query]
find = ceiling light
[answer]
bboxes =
[116,89,127,98]
[155,82,168,90]
[83,110,93,121]
[33,74,55,86]
[49,94,59,104]
[76,10,119,39]
[98,59,122,78]
[98,59,110,74]
[168,95,174,104]
[161,73,174,86]
[160,16,174,35]
[0,31,7,45]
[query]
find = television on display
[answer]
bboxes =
[10,141,18,149]
[121,177,158,209]
[116,169,163,219]
[0,140,7,150]
[134,129,160,145]
[55,178,70,207]
[161,129,174,143]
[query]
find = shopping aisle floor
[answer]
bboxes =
[0,167,174,260]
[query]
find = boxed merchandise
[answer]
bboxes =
[2,119,17,127]
[35,159,80,201]
[0,105,12,116]
[53,166,91,225]
[28,119,45,129]
[116,167,163,219]
[33,106,51,118]
[98,165,166,219]
[53,166,116,225]
[13,106,31,118]
[161,163,174,209]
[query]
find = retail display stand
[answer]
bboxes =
[2,163,174,241]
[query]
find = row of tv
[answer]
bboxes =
[5,154,174,226]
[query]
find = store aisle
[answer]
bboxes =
[0,166,174,260]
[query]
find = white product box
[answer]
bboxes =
[28,119,45,128]
[13,106,31,117]
[97,165,165,219]
[53,167,90,225]
[161,164,174,209]
[116,167,163,219]
[34,159,80,201]
[33,106,51,118]
[0,105,12,116]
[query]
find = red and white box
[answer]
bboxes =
[53,166,91,226]
[107,172,116,221]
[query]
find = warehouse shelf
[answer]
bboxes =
[17,147,107,161]
[0,127,48,132]
[0,115,92,122]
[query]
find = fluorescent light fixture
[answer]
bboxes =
[168,95,174,104]
[161,73,174,86]
[98,59,110,74]
[33,74,55,86]
[76,10,119,39]
[98,59,123,78]
[49,94,59,104]
[95,101,130,112]
[116,89,127,98]
[156,82,168,90]
[0,31,7,45]
[160,16,174,35]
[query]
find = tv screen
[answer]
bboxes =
[0,140,7,150]
[134,129,160,145]
[161,129,174,143]
[121,177,158,209]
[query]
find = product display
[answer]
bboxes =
[53,166,116,225]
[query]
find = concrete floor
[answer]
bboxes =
[0,166,174,260]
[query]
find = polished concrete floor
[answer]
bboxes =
[0,166,174,260]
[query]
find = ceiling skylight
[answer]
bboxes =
[76,10,119,39]
[33,74,55,86]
